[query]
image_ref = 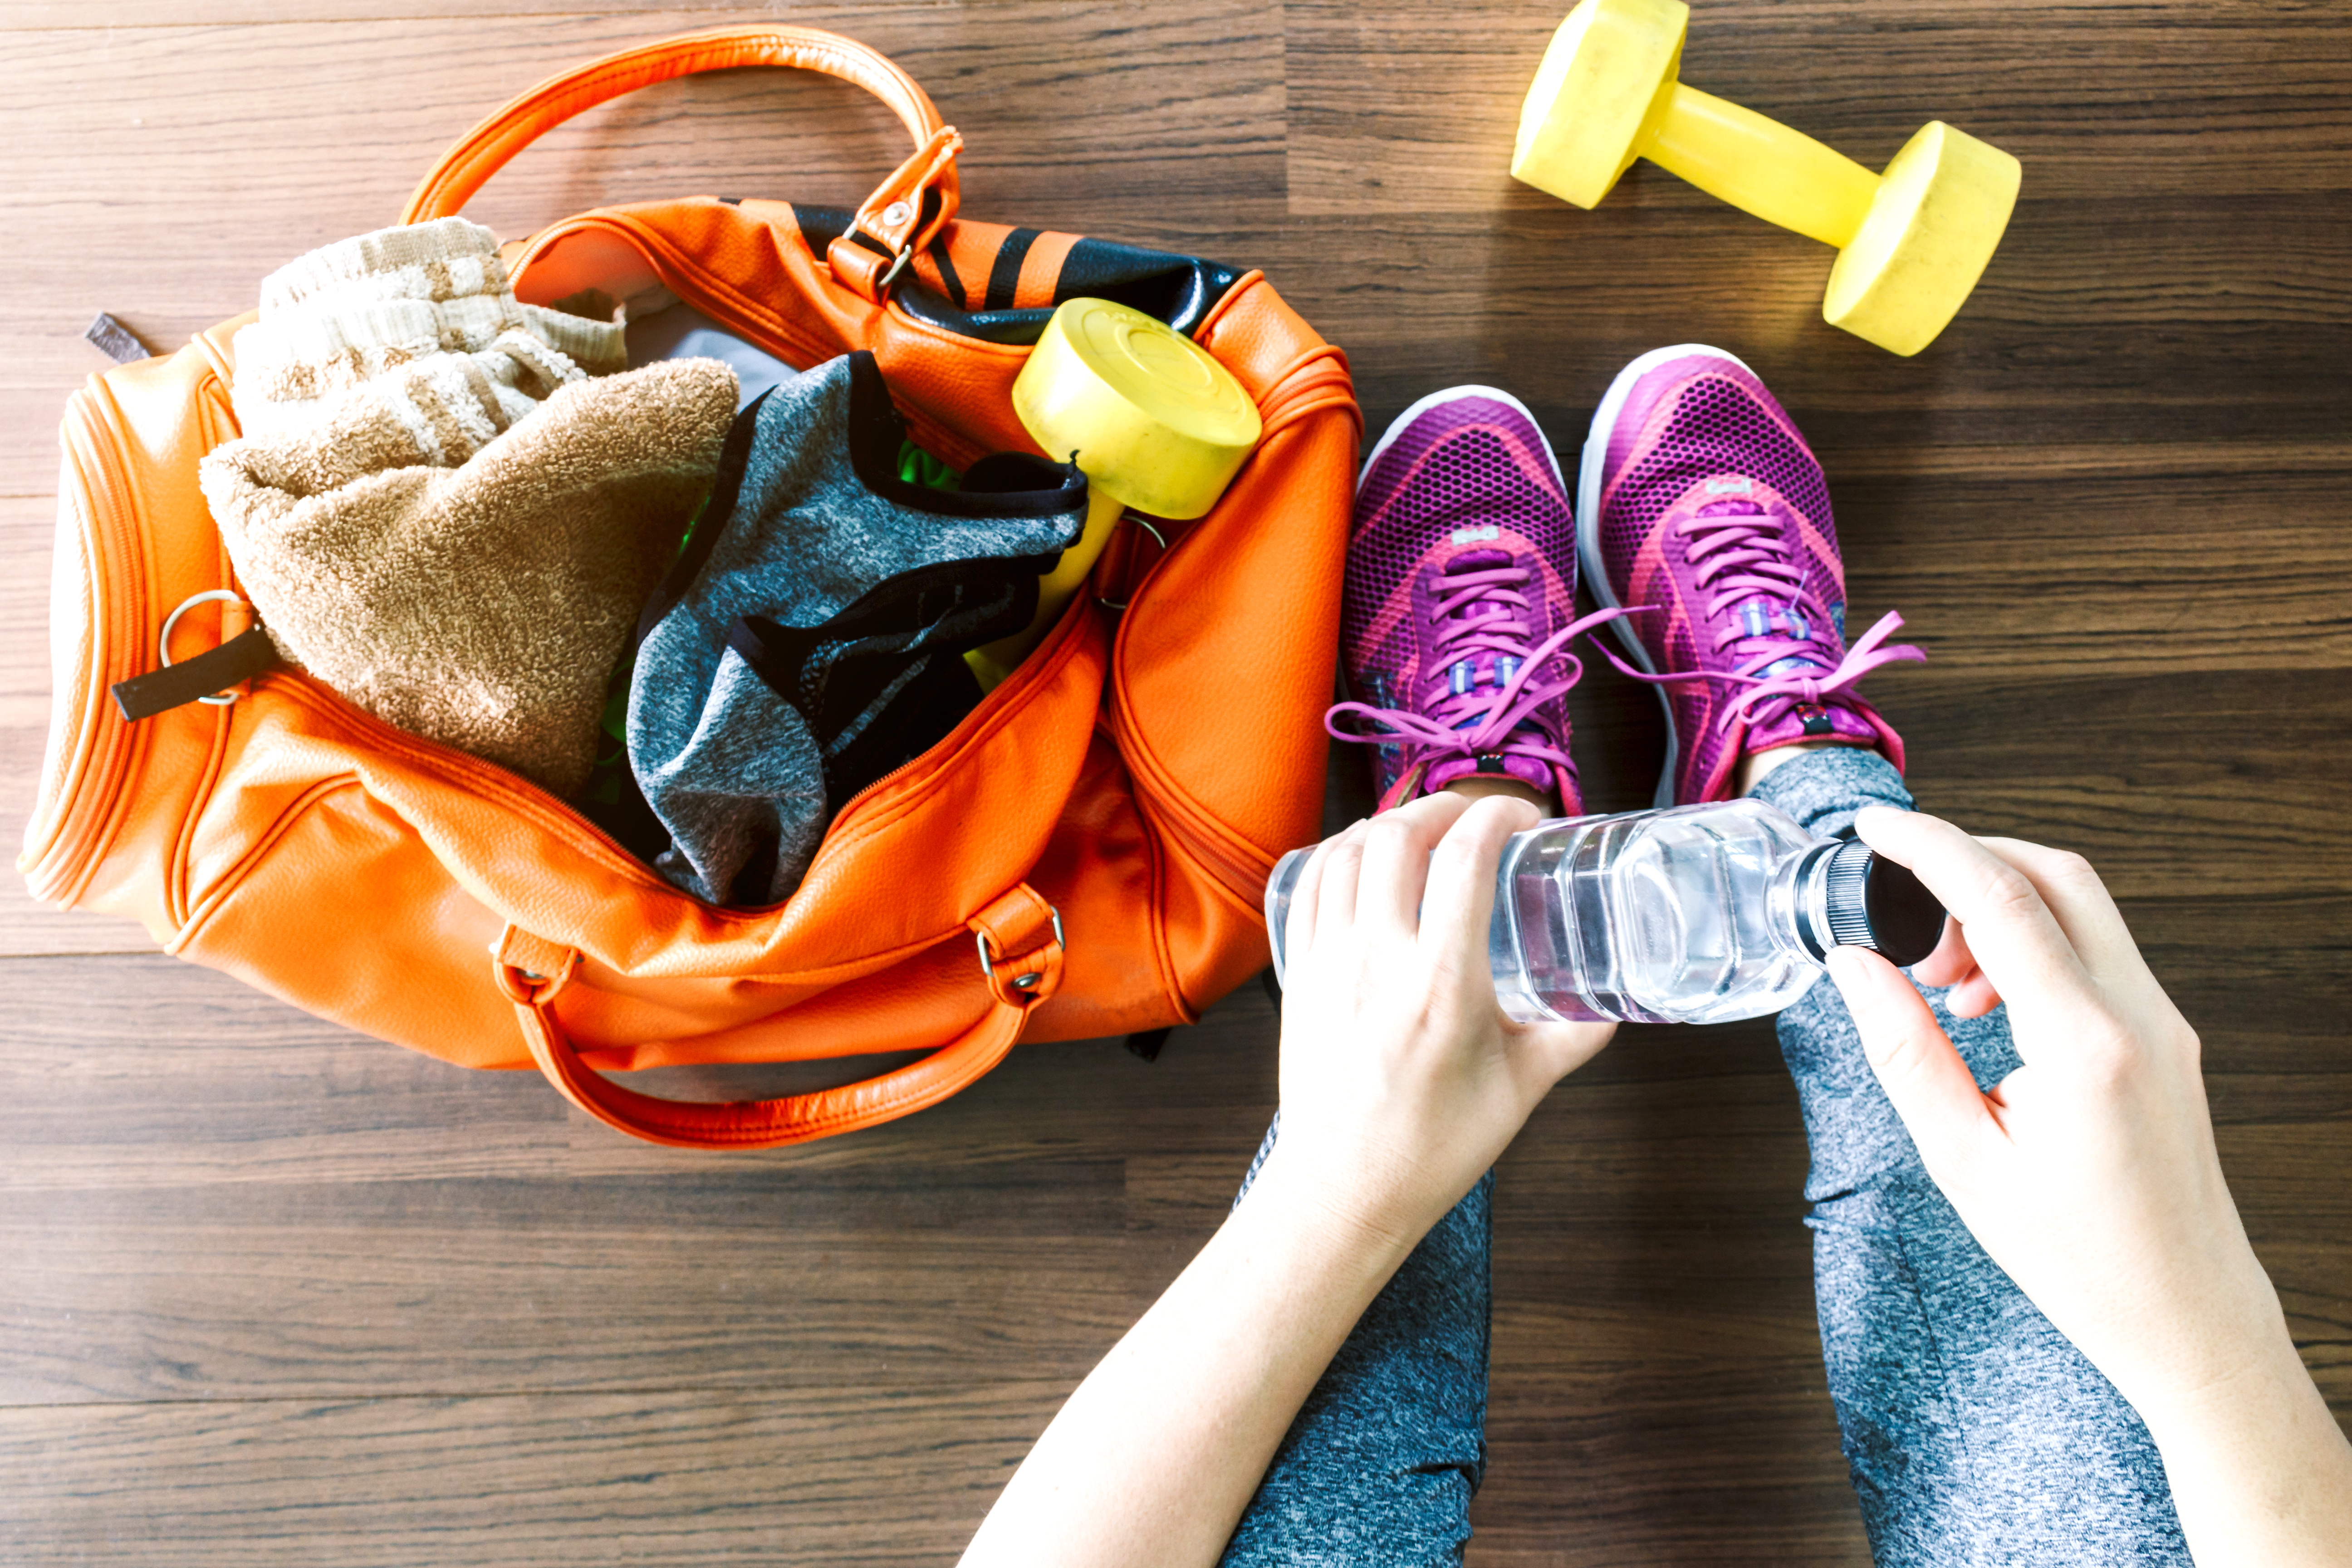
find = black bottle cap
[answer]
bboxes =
[1821,838,1947,968]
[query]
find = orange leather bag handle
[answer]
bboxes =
[401,25,963,299]
[493,887,1066,1150]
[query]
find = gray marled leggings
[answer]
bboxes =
[1220,749,2188,1566]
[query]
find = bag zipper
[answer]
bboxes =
[24,387,153,906]
[1112,711,1279,915]
[1098,344,1359,917]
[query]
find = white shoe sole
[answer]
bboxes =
[1574,343,1758,809]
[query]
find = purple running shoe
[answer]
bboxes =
[1331,386,1621,814]
[1576,345,1924,808]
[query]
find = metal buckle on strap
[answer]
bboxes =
[876,242,916,292]
[160,589,253,707]
[1094,514,1168,613]
[976,905,1064,993]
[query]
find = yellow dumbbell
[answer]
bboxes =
[966,297,1262,690]
[1511,0,2020,356]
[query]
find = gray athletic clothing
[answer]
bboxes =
[627,351,1084,905]
[1220,747,2187,1566]
[1764,752,2186,1565]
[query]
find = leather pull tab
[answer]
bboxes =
[85,312,152,364]
[111,626,280,721]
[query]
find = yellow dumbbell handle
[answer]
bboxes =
[965,297,1262,692]
[1640,84,1878,251]
[962,485,1127,691]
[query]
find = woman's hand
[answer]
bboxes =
[1828,806,2352,1568]
[963,792,1613,1568]
[1261,791,1617,1250]
[1827,807,2265,1412]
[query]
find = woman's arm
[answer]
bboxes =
[960,791,1616,1568]
[955,1151,1413,1568]
[1829,807,2352,1567]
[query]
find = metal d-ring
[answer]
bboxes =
[976,905,1065,993]
[159,589,253,706]
[1094,514,1170,614]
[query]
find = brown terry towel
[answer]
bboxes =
[203,351,740,796]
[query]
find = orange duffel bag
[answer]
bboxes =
[18,27,1357,1148]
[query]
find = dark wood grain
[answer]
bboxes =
[1,1,2347,1563]
[0,1384,1062,1567]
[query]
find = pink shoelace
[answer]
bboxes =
[1598,505,1924,735]
[1328,556,1628,779]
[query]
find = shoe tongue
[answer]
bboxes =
[1744,698,1878,754]
[1442,548,1518,622]
[1418,549,1566,801]
[1731,591,1870,751]
[1423,749,1566,805]
[1446,547,1515,570]
[1698,500,1820,655]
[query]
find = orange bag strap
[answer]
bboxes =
[490,887,1064,1149]
[401,25,962,303]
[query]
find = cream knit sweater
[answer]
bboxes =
[229,216,627,435]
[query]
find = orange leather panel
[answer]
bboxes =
[939,220,1014,310]
[20,27,1355,1148]
[1014,230,1080,310]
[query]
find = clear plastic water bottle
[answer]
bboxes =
[1264,799,1945,1025]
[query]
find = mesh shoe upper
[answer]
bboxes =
[1335,388,1607,813]
[1579,348,1921,806]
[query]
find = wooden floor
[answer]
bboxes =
[3,1,2347,1562]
